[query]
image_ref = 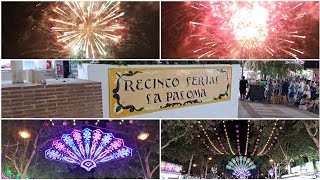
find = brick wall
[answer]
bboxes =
[2,79,103,118]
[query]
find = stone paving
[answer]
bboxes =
[238,100,319,118]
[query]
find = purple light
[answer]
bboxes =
[45,128,133,171]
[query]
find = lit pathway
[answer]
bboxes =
[238,100,319,118]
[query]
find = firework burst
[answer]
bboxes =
[189,1,310,59]
[49,1,125,58]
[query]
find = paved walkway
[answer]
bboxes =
[239,100,319,118]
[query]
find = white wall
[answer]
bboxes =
[78,64,240,118]
[1,70,56,81]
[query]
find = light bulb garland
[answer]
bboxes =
[261,120,285,156]
[258,120,278,156]
[250,126,264,157]
[198,121,224,155]
[245,120,250,156]
[212,124,229,154]
[235,124,241,155]
[198,134,217,155]
[196,120,285,157]
[43,120,134,128]
[223,121,235,155]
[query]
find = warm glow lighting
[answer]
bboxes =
[269,159,274,162]
[18,131,31,139]
[137,132,149,140]
[208,157,212,161]
[193,164,197,167]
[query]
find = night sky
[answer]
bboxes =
[1,2,159,59]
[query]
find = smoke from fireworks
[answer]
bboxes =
[49,1,125,58]
[189,1,309,59]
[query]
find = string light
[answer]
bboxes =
[212,125,229,154]
[245,120,250,156]
[258,120,278,156]
[236,124,241,155]
[250,127,264,157]
[261,120,285,156]
[199,134,217,155]
[199,121,224,155]
[73,119,76,125]
[223,121,235,155]
[95,119,100,125]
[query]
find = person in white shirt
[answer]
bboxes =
[297,79,305,99]
[304,80,311,98]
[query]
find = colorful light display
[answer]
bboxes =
[226,156,256,179]
[45,128,133,171]
[161,161,183,174]
[50,1,125,58]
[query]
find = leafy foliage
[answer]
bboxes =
[245,61,303,79]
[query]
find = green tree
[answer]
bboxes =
[244,61,303,79]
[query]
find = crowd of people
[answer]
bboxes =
[240,76,319,114]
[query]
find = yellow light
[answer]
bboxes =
[208,157,212,161]
[192,164,197,167]
[18,131,31,139]
[269,159,274,162]
[137,132,149,141]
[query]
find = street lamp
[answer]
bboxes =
[137,132,149,140]
[18,130,31,139]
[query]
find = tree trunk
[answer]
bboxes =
[187,152,194,178]
[20,172,27,179]
[205,161,208,179]
[145,150,151,179]
[144,149,159,179]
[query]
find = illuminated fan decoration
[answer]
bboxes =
[45,128,133,171]
[226,156,256,179]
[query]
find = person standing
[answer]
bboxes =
[288,80,296,103]
[239,76,248,100]
[282,79,290,98]
[304,80,311,98]
[297,79,305,99]
[266,79,273,102]
[310,81,317,100]
[273,80,281,96]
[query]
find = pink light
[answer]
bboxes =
[45,128,133,171]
